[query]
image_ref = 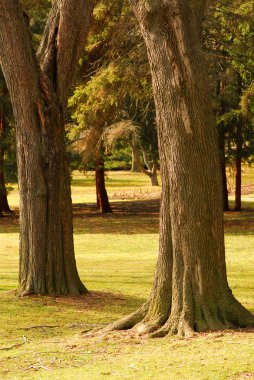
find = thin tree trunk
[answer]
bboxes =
[0,113,4,216]
[221,160,229,212]
[0,113,12,214]
[150,172,159,186]
[141,150,159,186]
[218,126,229,211]
[131,144,141,172]
[235,124,242,211]
[150,156,159,186]
[95,152,112,213]
[108,0,254,336]
[0,1,93,295]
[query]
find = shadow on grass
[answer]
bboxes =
[224,207,254,236]
[0,290,146,330]
[73,199,160,235]
[1,199,253,236]
[0,211,19,234]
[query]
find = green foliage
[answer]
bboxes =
[217,110,254,165]
[104,145,132,170]
[207,1,254,81]
[20,0,51,45]
[206,0,254,166]
[68,0,158,170]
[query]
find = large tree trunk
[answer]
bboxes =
[0,112,12,215]
[108,0,254,336]
[95,152,112,214]
[0,1,93,295]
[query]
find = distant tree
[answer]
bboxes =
[206,0,254,211]
[95,149,112,213]
[0,0,93,295]
[108,0,254,336]
[69,0,159,184]
[103,120,159,186]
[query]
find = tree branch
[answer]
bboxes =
[0,0,41,122]
[37,1,60,86]
[38,0,94,108]
[191,0,206,23]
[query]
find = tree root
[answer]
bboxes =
[103,296,254,339]
[103,302,149,332]
[100,283,254,339]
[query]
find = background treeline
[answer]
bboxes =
[1,0,254,215]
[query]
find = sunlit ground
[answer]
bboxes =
[0,169,253,380]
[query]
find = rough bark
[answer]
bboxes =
[95,152,112,214]
[0,0,93,295]
[108,0,254,336]
[0,112,12,214]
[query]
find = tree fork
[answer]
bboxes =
[0,0,93,295]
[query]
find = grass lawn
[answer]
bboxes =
[0,170,253,380]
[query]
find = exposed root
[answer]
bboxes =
[224,296,254,328]
[17,282,88,297]
[19,289,35,297]
[100,282,254,340]
[102,302,149,332]
[149,327,169,338]
[148,316,196,338]
[134,321,163,335]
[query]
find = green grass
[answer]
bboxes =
[0,170,254,380]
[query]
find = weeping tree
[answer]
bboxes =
[103,120,159,186]
[69,0,159,180]
[69,127,112,214]
[0,0,94,296]
[107,0,254,337]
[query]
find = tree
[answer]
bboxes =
[0,113,12,216]
[95,149,112,213]
[206,0,254,211]
[0,73,13,216]
[107,0,254,336]
[103,120,159,186]
[0,0,93,295]
[69,0,159,185]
